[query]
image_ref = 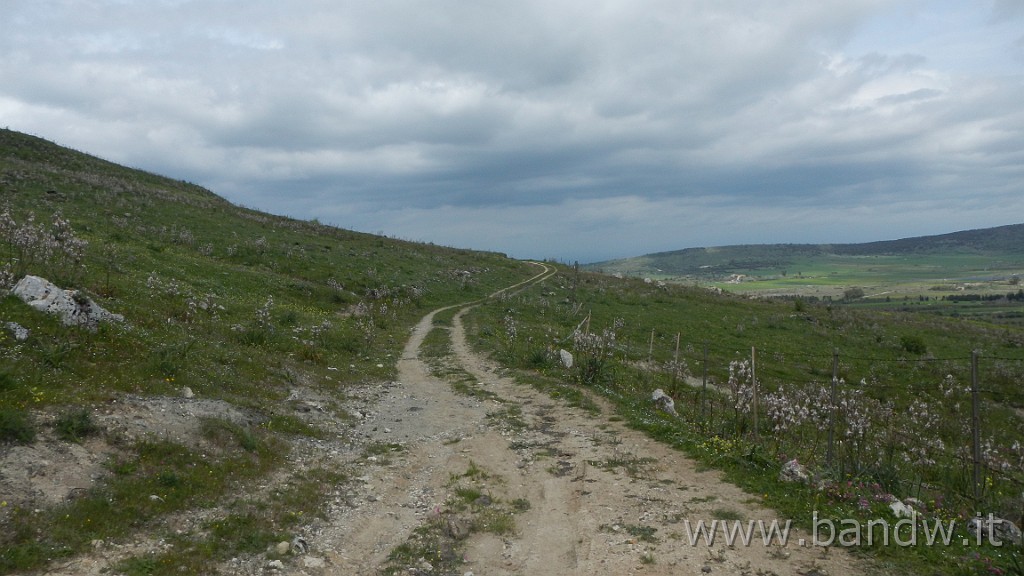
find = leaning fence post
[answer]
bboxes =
[751,346,759,442]
[827,348,839,468]
[971,350,982,504]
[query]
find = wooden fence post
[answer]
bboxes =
[701,341,708,424]
[971,350,982,504]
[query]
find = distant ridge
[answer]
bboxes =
[587,223,1024,278]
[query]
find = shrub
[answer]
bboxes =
[0,409,36,443]
[54,408,100,442]
[899,334,927,355]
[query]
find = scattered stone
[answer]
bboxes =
[266,559,285,571]
[651,388,678,417]
[778,459,810,484]
[275,540,291,555]
[419,560,434,572]
[559,349,574,369]
[302,556,326,569]
[889,500,915,518]
[291,536,309,554]
[12,275,123,331]
[181,386,194,399]
[968,515,1023,546]
[445,516,473,541]
[3,321,29,341]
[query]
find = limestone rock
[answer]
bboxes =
[968,515,1023,546]
[12,276,123,331]
[651,388,678,417]
[779,459,810,484]
[3,321,29,341]
[889,500,915,518]
[445,516,472,540]
[559,349,573,369]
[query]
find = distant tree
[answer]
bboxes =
[843,287,865,301]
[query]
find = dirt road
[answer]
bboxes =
[296,265,869,576]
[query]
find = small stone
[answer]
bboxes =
[446,516,472,540]
[275,541,291,555]
[266,559,285,571]
[889,500,914,518]
[181,386,194,399]
[4,322,29,341]
[419,560,434,572]
[303,556,326,569]
[651,388,678,417]
[779,459,810,484]
[559,349,574,369]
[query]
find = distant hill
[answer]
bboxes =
[587,224,1024,280]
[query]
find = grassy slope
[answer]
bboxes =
[0,129,535,573]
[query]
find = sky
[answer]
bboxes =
[1,1,1022,263]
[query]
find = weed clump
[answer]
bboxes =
[54,407,99,442]
[0,408,35,443]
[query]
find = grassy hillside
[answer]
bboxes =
[588,227,1024,324]
[0,129,535,572]
[0,128,533,403]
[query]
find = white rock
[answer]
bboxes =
[968,515,1023,546]
[651,388,678,417]
[302,556,325,569]
[4,321,29,341]
[181,386,194,399]
[779,459,810,484]
[889,500,915,518]
[12,276,123,330]
[559,349,574,369]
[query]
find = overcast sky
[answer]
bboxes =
[2,1,1022,262]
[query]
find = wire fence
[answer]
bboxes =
[567,319,1024,518]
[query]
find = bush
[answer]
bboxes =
[0,409,36,443]
[54,408,100,442]
[899,334,927,355]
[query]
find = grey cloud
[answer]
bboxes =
[1,1,1021,261]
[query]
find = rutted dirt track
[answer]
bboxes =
[287,264,869,576]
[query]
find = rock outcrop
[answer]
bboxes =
[12,275,124,331]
